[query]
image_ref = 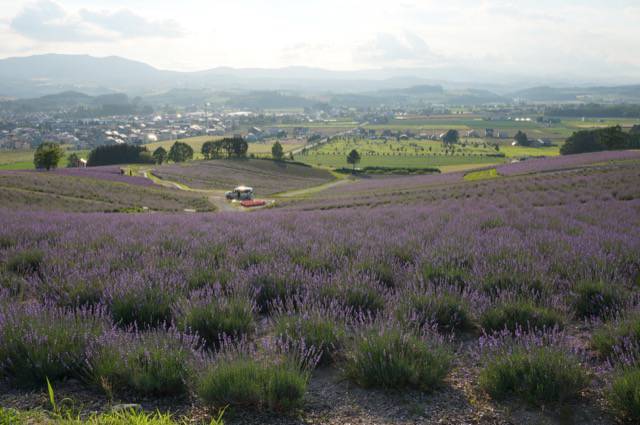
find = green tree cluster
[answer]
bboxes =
[561,126,640,155]
[87,144,153,166]
[152,147,168,164]
[33,143,65,171]
[271,141,284,160]
[201,137,248,159]
[168,142,194,163]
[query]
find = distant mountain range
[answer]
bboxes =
[0,54,639,106]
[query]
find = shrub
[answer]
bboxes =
[358,261,395,288]
[110,283,174,328]
[0,303,108,387]
[274,314,345,365]
[573,280,623,319]
[480,301,564,333]
[344,329,452,390]
[88,329,198,396]
[396,293,473,333]
[608,366,640,423]
[479,346,588,405]
[6,249,44,275]
[175,293,254,346]
[186,269,231,291]
[289,251,333,273]
[321,284,385,315]
[481,272,545,297]
[0,236,14,250]
[197,358,309,412]
[591,315,640,358]
[238,252,272,269]
[251,274,300,314]
[421,262,469,288]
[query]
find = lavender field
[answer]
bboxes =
[0,170,213,212]
[0,157,639,424]
[153,159,334,195]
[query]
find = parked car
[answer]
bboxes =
[225,185,254,200]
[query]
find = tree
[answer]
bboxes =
[66,153,79,168]
[442,130,459,146]
[88,144,153,166]
[232,138,248,158]
[202,141,222,160]
[514,131,530,146]
[347,149,361,171]
[271,141,284,160]
[560,126,633,155]
[218,137,247,159]
[33,142,64,171]
[168,142,194,163]
[152,147,168,164]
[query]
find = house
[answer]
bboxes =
[466,130,480,138]
[485,128,495,138]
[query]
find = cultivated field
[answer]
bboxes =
[144,136,305,159]
[1,150,639,424]
[296,137,559,170]
[0,149,90,170]
[0,170,212,212]
[152,159,334,195]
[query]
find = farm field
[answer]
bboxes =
[0,170,213,212]
[144,136,305,159]
[0,149,90,170]
[0,150,639,424]
[295,137,546,170]
[152,158,335,195]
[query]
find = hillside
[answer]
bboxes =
[0,170,212,212]
[152,159,334,195]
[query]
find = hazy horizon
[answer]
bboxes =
[1,0,639,84]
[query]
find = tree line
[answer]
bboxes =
[561,126,640,155]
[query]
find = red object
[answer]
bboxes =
[241,199,267,208]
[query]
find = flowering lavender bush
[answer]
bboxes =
[87,327,200,396]
[344,327,452,390]
[478,329,589,405]
[0,157,638,418]
[0,303,109,387]
[173,289,255,347]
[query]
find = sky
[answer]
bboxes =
[0,0,639,82]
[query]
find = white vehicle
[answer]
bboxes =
[225,185,254,200]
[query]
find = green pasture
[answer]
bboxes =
[464,168,500,181]
[143,136,304,160]
[0,149,89,170]
[297,153,502,169]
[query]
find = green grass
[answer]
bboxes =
[0,407,224,424]
[0,149,89,170]
[144,136,304,160]
[464,168,499,181]
[500,145,560,158]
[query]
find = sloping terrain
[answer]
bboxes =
[152,159,334,195]
[0,171,213,212]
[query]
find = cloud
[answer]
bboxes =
[10,1,183,43]
[354,32,441,66]
[10,0,105,42]
[79,9,182,39]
